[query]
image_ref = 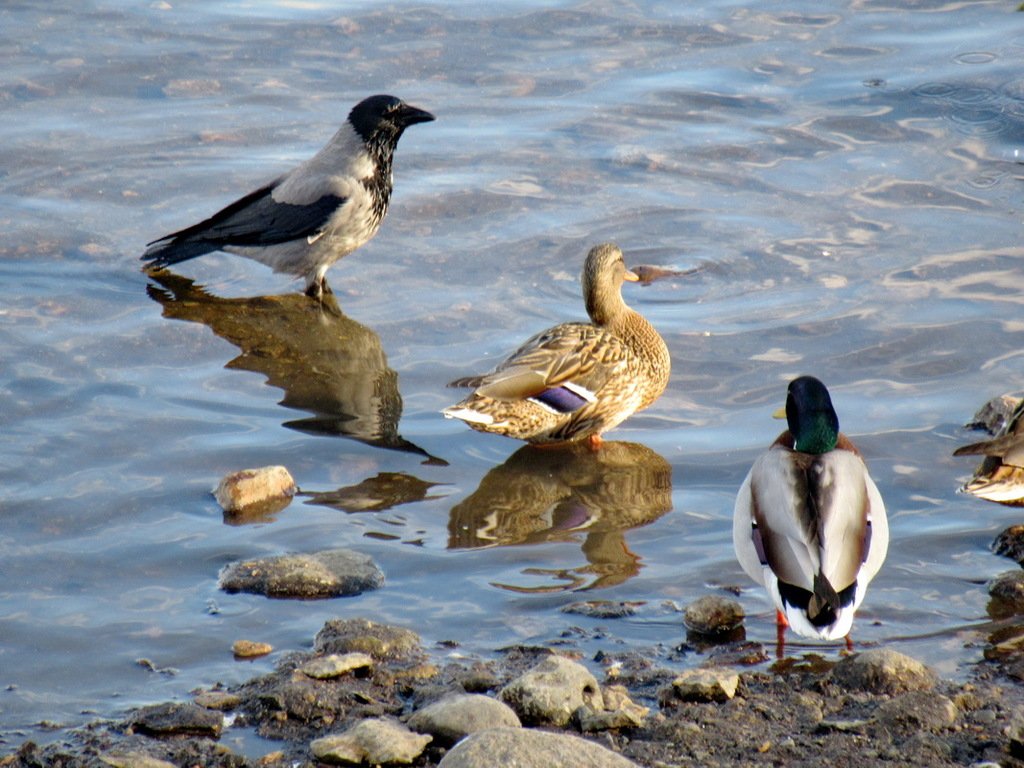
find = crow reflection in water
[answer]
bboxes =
[447,441,672,591]
[146,269,442,463]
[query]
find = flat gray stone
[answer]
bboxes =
[311,718,431,765]
[219,549,383,599]
[438,727,639,768]
[407,693,520,746]
[830,648,936,695]
[561,600,644,619]
[499,655,604,727]
[125,702,223,738]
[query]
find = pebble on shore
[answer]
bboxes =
[406,693,521,746]
[438,727,640,768]
[830,648,937,695]
[499,655,604,727]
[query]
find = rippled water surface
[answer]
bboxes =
[3,0,1024,751]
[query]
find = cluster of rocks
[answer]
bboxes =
[7,600,1024,768]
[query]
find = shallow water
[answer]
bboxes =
[2,0,1024,751]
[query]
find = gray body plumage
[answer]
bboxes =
[143,94,434,297]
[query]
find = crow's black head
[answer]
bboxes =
[348,94,435,147]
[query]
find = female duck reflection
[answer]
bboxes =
[447,441,672,591]
[145,269,438,461]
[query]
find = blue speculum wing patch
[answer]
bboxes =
[530,386,589,413]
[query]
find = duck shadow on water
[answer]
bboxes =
[145,269,444,465]
[447,440,673,592]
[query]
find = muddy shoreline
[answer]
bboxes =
[5,605,1024,768]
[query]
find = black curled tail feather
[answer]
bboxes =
[807,571,841,623]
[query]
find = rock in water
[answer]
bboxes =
[231,639,272,658]
[988,570,1024,618]
[683,595,745,635]
[993,524,1024,565]
[214,465,296,512]
[218,549,383,599]
[125,702,223,738]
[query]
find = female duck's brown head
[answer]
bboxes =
[582,243,639,327]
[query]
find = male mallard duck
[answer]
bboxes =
[733,376,889,641]
[954,396,1024,505]
[442,243,670,447]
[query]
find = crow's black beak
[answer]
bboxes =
[398,103,435,126]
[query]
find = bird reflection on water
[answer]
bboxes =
[448,441,672,592]
[145,269,442,462]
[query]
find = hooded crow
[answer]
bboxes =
[142,94,434,297]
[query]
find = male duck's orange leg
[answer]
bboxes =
[775,610,788,659]
[587,434,603,450]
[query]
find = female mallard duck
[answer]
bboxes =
[954,396,1024,505]
[442,243,670,447]
[733,376,889,641]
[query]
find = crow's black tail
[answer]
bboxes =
[141,237,218,267]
